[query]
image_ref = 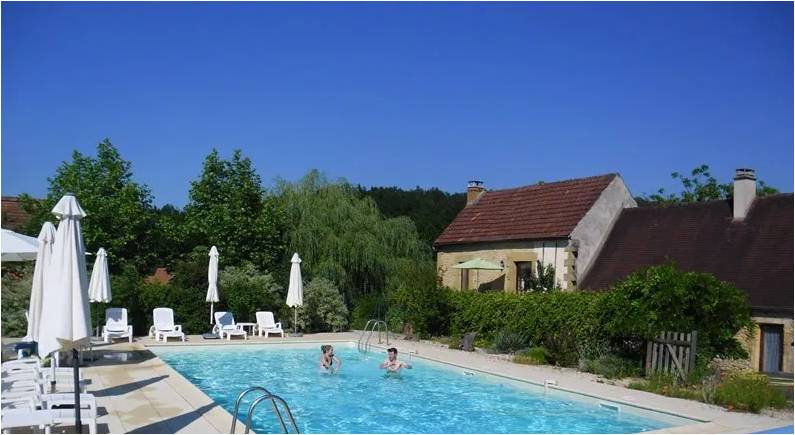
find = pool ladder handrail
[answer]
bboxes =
[230,386,299,434]
[358,319,389,353]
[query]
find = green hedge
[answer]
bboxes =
[386,264,753,367]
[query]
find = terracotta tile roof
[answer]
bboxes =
[1,196,33,231]
[434,174,617,246]
[145,268,173,285]
[580,194,794,315]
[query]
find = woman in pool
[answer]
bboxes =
[319,345,342,373]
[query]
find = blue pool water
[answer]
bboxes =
[155,345,676,434]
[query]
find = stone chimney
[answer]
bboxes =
[467,180,486,205]
[733,168,756,220]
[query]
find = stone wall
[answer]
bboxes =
[436,239,570,291]
[736,316,794,374]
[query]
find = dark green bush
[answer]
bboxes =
[601,263,753,358]
[1,264,33,338]
[491,329,528,353]
[387,285,452,337]
[514,347,549,365]
[350,293,387,330]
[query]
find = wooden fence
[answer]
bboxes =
[645,331,698,380]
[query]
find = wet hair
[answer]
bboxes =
[321,345,332,354]
[387,347,398,355]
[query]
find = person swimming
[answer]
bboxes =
[319,344,342,373]
[379,347,412,373]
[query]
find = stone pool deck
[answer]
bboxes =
[3,332,793,434]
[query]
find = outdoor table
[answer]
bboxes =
[238,322,257,336]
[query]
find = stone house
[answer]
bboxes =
[434,173,637,291]
[580,169,793,374]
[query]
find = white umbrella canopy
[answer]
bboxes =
[25,222,57,342]
[2,228,39,261]
[206,246,219,324]
[286,253,303,335]
[88,248,111,303]
[36,194,91,433]
[38,194,91,356]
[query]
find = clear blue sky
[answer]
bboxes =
[2,2,792,207]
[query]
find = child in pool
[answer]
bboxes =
[319,345,342,373]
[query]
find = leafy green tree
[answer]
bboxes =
[277,170,432,305]
[184,149,284,272]
[20,139,157,272]
[359,186,466,247]
[638,164,779,206]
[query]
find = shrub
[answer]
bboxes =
[579,354,643,379]
[295,278,349,332]
[387,285,452,338]
[1,264,33,338]
[491,329,528,353]
[350,293,387,330]
[601,263,753,358]
[220,263,282,323]
[514,347,549,365]
[714,373,789,412]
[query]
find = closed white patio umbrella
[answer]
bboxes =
[286,253,303,336]
[2,228,39,261]
[88,248,111,336]
[206,246,219,325]
[25,222,57,343]
[37,194,91,433]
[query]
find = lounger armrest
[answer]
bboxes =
[274,322,282,329]
[174,324,182,332]
[127,325,133,335]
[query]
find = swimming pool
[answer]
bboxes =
[154,344,685,434]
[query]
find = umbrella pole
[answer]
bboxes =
[210,302,214,325]
[294,307,297,335]
[73,348,82,434]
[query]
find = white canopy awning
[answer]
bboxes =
[2,229,39,261]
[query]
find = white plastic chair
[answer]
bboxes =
[256,311,285,338]
[149,308,185,342]
[213,311,247,341]
[102,308,133,343]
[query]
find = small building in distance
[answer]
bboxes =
[434,174,637,291]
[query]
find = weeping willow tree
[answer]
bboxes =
[276,170,433,307]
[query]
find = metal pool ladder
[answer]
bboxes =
[230,386,299,434]
[358,319,389,353]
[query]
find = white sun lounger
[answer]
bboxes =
[213,311,247,341]
[102,308,133,343]
[2,394,98,434]
[149,308,185,342]
[256,311,285,338]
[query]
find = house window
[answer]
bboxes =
[460,266,469,290]
[516,261,533,292]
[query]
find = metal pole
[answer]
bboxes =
[294,307,297,335]
[73,348,82,433]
